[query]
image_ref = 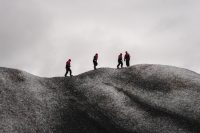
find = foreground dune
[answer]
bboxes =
[0,64,200,133]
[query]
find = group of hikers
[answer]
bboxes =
[65,51,131,77]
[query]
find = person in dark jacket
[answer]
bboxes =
[65,59,72,77]
[93,53,98,70]
[117,53,123,68]
[124,51,130,67]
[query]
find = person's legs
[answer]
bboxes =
[95,64,97,70]
[117,60,120,68]
[126,60,130,67]
[65,68,69,77]
[93,61,97,70]
[95,61,97,69]
[121,61,123,68]
[69,68,72,76]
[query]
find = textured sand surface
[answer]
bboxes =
[0,64,200,133]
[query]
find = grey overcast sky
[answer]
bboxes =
[0,0,200,77]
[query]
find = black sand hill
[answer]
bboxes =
[1,64,200,133]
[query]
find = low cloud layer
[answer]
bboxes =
[0,0,200,77]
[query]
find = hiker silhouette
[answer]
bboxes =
[93,53,98,70]
[117,53,123,68]
[65,59,72,77]
[124,51,130,67]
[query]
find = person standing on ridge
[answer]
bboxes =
[93,53,98,70]
[65,59,72,77]
[117,53,123,68]
[124,51,130,67]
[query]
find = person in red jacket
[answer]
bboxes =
[124,51,130,67]
[117,53,123,68]
[93,53,98,70]
[65,59,72,77]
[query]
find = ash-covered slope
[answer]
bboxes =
[1,65,200,133]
